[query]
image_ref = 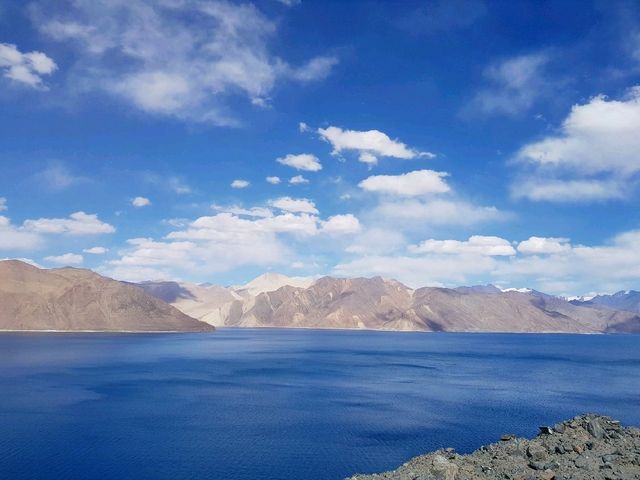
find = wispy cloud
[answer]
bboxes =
[31,0,337,124]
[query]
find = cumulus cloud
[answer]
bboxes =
[266,176,281,184]
[132,196,151,207]
[513,87,640,201]
[470,52,550,116]
[23,212,115,235]
[409,235,515,256]
[45,253,83,266]
[335,228,640,295]
[268,197,318,214]
[289,175,309,184]
[0,42,57,89]
[321,214,361,235]
[496,230,640,294]
[277,153,322,171]
[105,203,360,281]
[358,170,450,196]
[517,236,571,255]
[31,0,337,124]
[231,179,250,189]
[0,216,42,250]
[317,126,434,165]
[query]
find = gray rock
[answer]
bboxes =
[587,417,605,439]
[527,444,548,462]
[430,454,458,480]
[347,415,640,480]
[574,455,588,469]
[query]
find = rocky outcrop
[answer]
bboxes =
[0,260,214,332]
[348,414,640,480]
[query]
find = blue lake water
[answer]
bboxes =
[1,329,639,480]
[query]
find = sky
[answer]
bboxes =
[1,0,640,296]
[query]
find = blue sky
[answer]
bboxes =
[1,0,640,295]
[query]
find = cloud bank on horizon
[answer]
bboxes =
[1,0,640,297]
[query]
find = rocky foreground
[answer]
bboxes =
[348,414,640,480]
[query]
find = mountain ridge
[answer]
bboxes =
[138,273,640,333]
[0,260,214,332]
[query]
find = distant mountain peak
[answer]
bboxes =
[236,272,314,295]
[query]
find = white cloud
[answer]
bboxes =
[231,179,250,189]
[32,1,336,124]
[496,229,640,295]
[213,205,273,218]
[0,42,57,89]
[471,52,549,115]
[277,153,322,171]
[517,236,571,255]
[132,196,151,207]
[410,235,515,256]
[83,246,108,255]
[373,199,505,226]
[105,200,362,281]
[359,170,450,196]
[45,253,84,266]
[512,179,625,202]
[286,56,338,82]
[317,126,434,165]
[266,176,281,184]
[335,228,640,295]
[289,175,309,184]
[268,197,318,214]
[321,214,361,235]
[0,216,42,250]
[334,253,498,289]
[513,87,640,201]
[0,197,6,211]
[298,122,310,132]
[23,212,115,235]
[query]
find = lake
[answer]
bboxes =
[1,329,639,479]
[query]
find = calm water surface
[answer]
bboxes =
[1,329,639,480]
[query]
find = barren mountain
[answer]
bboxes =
[0,260,214,332]
[571,290,640,314]
[140,275,640,333]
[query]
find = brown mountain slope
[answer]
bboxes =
[0,260,214,332]
[140,275,639,333]
[410,288,635,333]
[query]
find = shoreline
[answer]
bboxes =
[0,326,612,335]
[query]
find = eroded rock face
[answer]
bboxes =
[348,414,640,480]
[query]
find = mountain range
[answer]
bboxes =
[1,259,638,333]
[139,273,640,334]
